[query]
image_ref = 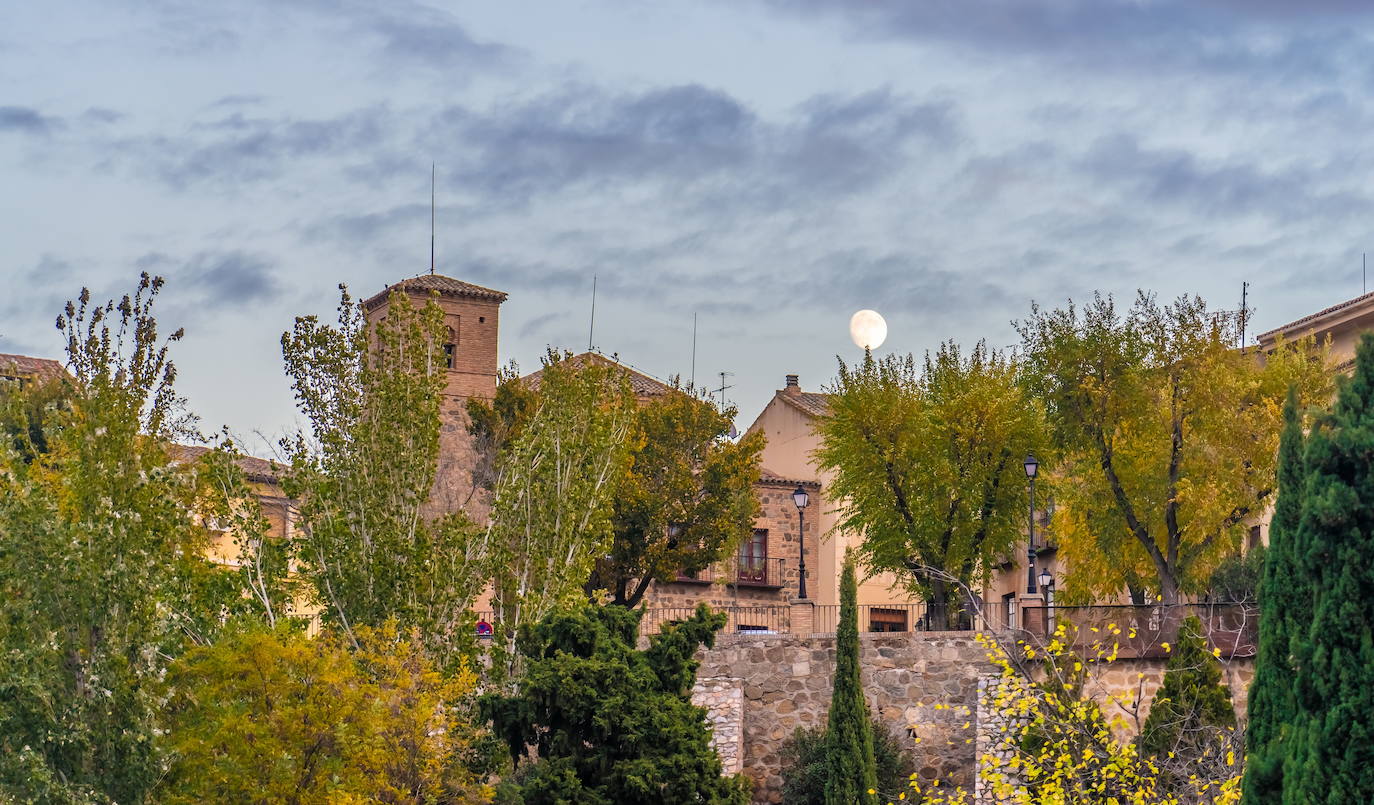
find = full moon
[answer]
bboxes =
[849,310,888,350]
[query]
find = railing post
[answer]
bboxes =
[790,598,815,636]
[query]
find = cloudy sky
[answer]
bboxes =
[3,1,1372,452]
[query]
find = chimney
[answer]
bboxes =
[784,374,800,395]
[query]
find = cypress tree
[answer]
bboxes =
[1241,387,1306,804]
[1138,615,1236,793]
[824,553,878,804]
[1284,332,1374,804]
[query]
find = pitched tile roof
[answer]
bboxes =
[0,353,65,380]
[521,352,676,399]
[169,444,283,485]
[361,273,508,310]
[757,466,819,488]
[1257,290,1374,341]
[778,390,831,418]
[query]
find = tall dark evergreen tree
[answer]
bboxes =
[480,604,751,805]
[824,554,878,805]
[1241,388,1306,804]
[1283,333,1374,804]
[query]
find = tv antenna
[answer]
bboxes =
[716,371,734,407]
[1240,280,1248,350]
[587,275,597,352]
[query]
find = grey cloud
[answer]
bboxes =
[123,106,393,189]
[82,107,124,124]
[753,0,1371,79]
[518,311,569,340]
[1081,134,1372,222]
[0,106,61,135]
[181,251,280,306]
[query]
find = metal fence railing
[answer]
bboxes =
[674,556,788,589]
[1018,603,1260,658]
[811,602,1014,635]
[467,602,1259,650]
[639,605,792,636]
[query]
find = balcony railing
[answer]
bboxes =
[673,556,788,589]
[468,602,1259,649]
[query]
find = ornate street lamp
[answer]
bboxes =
[792,485,810,599]
[1038,568,1053,592]
[1025,453,1039,595]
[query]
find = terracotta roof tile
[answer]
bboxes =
[757,466,819,488]
[170,444,282,485]
[362,273,508,309]
[779,390,831,418]
[0,353,65,380]
[521,352,675,399]
[1257,290,1374,341]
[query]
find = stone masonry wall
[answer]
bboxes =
[693,632,992,803]
[693,633,1256,805]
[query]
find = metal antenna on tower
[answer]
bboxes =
[691,313,698,389]
[588,275,597,352]
[1240,281,1248,350]
[430,163,436,275]
[716,371,734,407]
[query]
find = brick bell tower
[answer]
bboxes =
[362,274,507,522]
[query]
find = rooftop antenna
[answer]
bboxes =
[1364,252,1367,295]
[588,275,597,352]
[690,313,698,389]
[1240,281,1248,350]
[716,370,734,408]
[430,163,436,275]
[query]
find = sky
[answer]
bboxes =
[4,1,1374,454]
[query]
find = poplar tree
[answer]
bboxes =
[0,276,229,801]
[824,554,878,804]
[1241,388,1306,803]
[1283,333,1374,803]
[281,286,488,666]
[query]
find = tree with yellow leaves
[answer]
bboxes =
[162,622,490,804]
[1017,292,1328,606]
[906,623,1242,805]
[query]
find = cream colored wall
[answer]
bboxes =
[747,392,914,608]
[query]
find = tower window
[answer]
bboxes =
[479,316,485,323]
[443,343,455,369]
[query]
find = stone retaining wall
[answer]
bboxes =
[691,633,1256,804]
[693,632,991,803]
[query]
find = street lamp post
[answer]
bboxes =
[1025,453,1039,595]
[1038,569,1055,635]
[792,485,809,599]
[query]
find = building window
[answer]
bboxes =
[1247,525,1262,551]
[443,343,455,369]
[738,529,767,583]
[1003,592,1017,631]
[869,608,908,632]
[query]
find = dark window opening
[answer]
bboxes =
[443,343,455,369]
[869,608,908,632]
[738,529,767,583]
[479,316,485,323]
[1247,525,1262,551]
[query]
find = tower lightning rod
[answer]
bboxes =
[588,275,597,352]
[430,163,436,275]
[691,313,698,389]
[1240,281,1248,350]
